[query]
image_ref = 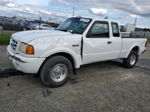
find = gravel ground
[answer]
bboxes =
[0,45,150,112]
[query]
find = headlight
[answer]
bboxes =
[18,42,34,55]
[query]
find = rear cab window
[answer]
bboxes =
[111,22,120,37]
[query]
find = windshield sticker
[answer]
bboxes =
[80,19,90,22]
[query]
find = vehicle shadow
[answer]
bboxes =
[0,59,148,88]
[0,60,124,78]
[0,68,25,78]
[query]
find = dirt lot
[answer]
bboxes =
[0,45,150,112]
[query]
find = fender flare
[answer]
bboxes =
[41,48,81,68]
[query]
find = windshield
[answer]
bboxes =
[56,17,92,34]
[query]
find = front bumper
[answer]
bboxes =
[7,46,45,74]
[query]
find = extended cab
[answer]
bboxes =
[7,17,147,87]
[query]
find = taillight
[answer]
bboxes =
[145,41,147,47]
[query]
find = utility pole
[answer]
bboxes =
[134,17,137,26]
[72,7,75,17]
[39,16,42,29]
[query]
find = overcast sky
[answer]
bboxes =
[0,0,150,28]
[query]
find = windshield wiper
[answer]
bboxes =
[60,29,68,32]
[59,29,74,34]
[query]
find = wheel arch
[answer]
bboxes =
[124,45,140,59]
[131,46,140,55]
[38,52,79,74]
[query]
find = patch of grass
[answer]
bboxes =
[0,33,11,45]
[0,31,14,45]
[148,38,150,43]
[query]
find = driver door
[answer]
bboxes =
[82,21,120,64]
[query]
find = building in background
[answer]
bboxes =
[124,24,135,32]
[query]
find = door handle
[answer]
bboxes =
[72,44,79,47]
[107,41,112,44]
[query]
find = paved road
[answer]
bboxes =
[0,45,150,112]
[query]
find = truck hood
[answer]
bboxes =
[12,30,81,43]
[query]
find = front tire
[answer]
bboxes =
[40,55,73,87]
[123,50,138,68]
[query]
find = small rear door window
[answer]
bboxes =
[111,22,120,37]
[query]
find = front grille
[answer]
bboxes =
[11,39,18,51]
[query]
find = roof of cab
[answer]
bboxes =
[92,18,118,23]
[71,16,118,24]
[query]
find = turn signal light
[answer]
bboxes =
[26,45,34,55]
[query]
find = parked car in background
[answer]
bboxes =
[26,23,39,30]
[27,23,53,30]
[0,19,27,31]
[39,24,54,30]
[18,20,29,31]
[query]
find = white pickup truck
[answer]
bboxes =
[7,17,147,87]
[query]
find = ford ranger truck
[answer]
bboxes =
[7,17,147,87]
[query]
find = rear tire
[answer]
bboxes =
[40,55,73,87]
[123,50,138,68]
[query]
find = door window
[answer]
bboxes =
[87,22,109,38]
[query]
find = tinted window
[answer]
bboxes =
[111,22,120,37]
[88,22,109,38]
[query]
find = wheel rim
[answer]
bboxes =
[130,54,136,65]
[50,64,68,82]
